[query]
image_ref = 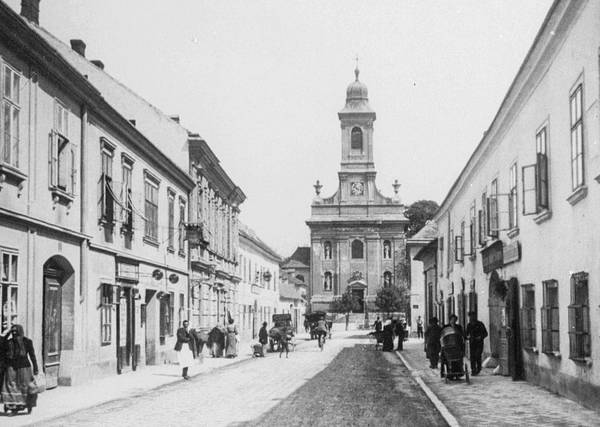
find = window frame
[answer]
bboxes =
[144,172,160,244]
[99,283,113,346]
[99,139,115,224]
[120,156,134,232]
[569,83,584,191]
[351,239,364,259]
[520,284,536,350]
[178,197,186,256]
[536,126,549,210]
[508,163,518,230]
[0,250,19,329]
[1,62,21,170]
[167,190,175,250]
[541,279,560,354]
[568,272,590,361]
[350,126,363,151]
[49,100,75,197]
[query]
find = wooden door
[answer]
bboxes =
[351,289,364,313]
[489,283,509,375]
[43,276,62,389]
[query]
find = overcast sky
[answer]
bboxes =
[7,0,553,256]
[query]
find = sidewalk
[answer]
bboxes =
[398,339,600,426]
[2,339,262,427]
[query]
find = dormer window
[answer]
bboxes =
[351,127,363,151]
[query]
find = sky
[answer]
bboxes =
[6,0,553,256]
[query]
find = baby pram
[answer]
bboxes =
[440,325,470,384]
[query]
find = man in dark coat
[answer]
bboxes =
[424,317,442,368]
[382,319,394,351]
[258,322,269,356]
[373,316,383,333]
[394,319,405,351]
[466,311,488,375]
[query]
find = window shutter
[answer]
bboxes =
[536,153,548,209]
[70,146,77,195]
[58,139,69,190]
[486,197,498,236]
[540,306,548,352]
[522,164,537,215]
[49,131,58,187]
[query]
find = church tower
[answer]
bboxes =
[307,67,408,317]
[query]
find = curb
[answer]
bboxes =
[395,351,461,427]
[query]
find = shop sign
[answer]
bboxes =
[117,262,139,282]
[503,241,521,266]
[482,241,503,274]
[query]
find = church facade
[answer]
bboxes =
[306,68,408,314]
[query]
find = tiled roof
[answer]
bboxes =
[282,246,310,267]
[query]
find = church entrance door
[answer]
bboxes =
[351,289,364,313]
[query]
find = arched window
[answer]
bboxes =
[323,241,332,260]
[383,240,391,259]
[351,127,363,151]
[324,272,333,291]
[351,239,364,259]
[383,271,392,287]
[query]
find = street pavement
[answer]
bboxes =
[399,338,600,426]
[19,331,442,427]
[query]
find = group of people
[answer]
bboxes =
[373,316,407,352]
[175,318,240,379]
[0,324,40,416]
[424,311,488,376]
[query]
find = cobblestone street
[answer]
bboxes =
[27,333,442,427]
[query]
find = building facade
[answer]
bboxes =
[417,0,600,410]
[0,0,195,387]
[280,246,310,332]
[236,223,281,341]
[306,68,408,314]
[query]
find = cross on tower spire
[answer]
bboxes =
[354,54,360,81]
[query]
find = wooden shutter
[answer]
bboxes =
[522,164,537,215]
[58,138,69,191]
[454,234,463,262]
[49,131,58,187]
[536,153,548,209]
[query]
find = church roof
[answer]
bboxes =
[281,246,310,268]
[339,67,375,115]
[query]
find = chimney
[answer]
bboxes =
[70,39,86,57]
[20,0,41,24]
[169,115,180,124]
[91,60,104,70]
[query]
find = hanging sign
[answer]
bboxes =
[503,241,521,266]
[482,240,503,274]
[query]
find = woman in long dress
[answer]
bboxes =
[1,324,39,415]
[174,320,195,380]
[382,319,394,351]
[225,319,238,358]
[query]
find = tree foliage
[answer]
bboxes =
[404,200,439,237]
[330,290,361,315]
[374,285,409,316]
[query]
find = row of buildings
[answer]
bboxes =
[0,0,306,388]
[410,0,600,411]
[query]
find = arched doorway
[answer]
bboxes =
[42,256,75,389]
[348,281,366,313]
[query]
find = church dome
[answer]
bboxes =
[346,67,368,102]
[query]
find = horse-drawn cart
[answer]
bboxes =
[268,313,294,352]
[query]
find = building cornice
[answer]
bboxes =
[0,207,91,242]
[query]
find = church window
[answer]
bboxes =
[324,272,333,292]
[351,127,363,151]
[383,240,391,259]
[351,239,364,259]
[323,241,332,259]
[383,271,392,287]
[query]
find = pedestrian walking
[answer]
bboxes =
[394,318,404,351]
[382,319,394,351]
[225,318,239,358]
[259,321,269,356]
[304,319,310,333]
[175,320,195,380]
[0,324,39,415]
[465,311,488,375]
[424,317,442,369]
[279,332,292,358]
[416,316,424,339]
[373,316,382,333]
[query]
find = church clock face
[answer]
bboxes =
[351,181,364,196]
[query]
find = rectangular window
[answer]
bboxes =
[508,163,518,229]
[520,285,536,350]
[479,192,487,245]
[536,127,549,210]
[541,280,560,354]
[121,159,133,231]
[570,84,584,190]
[568,272,590,360]
[438,237,444,277]
[0,251,18,328]
[49,101,74,195]
[144,175,159,242]
[100,284,113,345]
[99,143,114,223]
[469,202,476,257]
[1,64,21,168]
[167,191,175,249]
[487,180,499,238]
[159,292,173,340]
[455,221,464,262]
[179,199,186,255]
